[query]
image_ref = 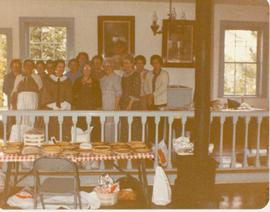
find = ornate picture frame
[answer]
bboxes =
[98,16,135,58]
[162,19,195,67]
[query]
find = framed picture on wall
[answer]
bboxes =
[98,16,135,58]
[162,19,195,67]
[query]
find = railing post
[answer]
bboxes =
[181,116,187,136]
[141,116,147,143]
[58,115,64,142]
[243,116,251,168]
[71,116,77,143]
[154,116,160,168]
[127,116,133,142]
[86,116,92,143]
[2,114,7,144]
[231,116,238,168]
[16,116,21,141]
[255,116,263,167]
[168,116,173,169]
[44,116,49,142]
[114,116,119,142]
[100,116,106,142]
[219,116,225,168]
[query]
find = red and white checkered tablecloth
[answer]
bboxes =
[0,152,154,163]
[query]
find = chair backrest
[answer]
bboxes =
[33,157,78,174]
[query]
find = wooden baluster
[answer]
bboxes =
[100,116,106,142]
[255,116,263,167]
[86,116,92,143]
[231,116,238,168]
[2,114,7,144]
[181,116,187,136]
[167,116,173,169]
[44,116,49,142]
[99,116,106,170]
[16,116,21,141]
[243,116,250,168]
[127,116,133,169]
[58,116,63,142]
[114,116,119,143]
[219,116,225,168]
[71,116,77,143]
[30,115,35,129]
[127,116,132,142]
[154,116,160,168]
[141,116,147,143]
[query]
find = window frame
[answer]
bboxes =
[0,28,12,108]
[0,28,13,71]
[218,21,269,98]
[19,17,74,61]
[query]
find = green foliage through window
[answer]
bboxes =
[0,34,7,107]
[29,26,67,61]
[224,30,258,96]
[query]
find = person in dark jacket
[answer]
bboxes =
[73,62,102,138]
[120,55,141,142]
[3,59,22,108]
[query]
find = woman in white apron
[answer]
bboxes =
[10,59,42,140]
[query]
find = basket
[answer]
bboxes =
[96,191,119,206]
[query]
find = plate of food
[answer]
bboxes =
[61,149,79,156]
[111,142,130,149]
[21,146,41,155]
[133,147,151,153]
[3,146,21,155]
[92,145,111,155]
[41,145,62,156]
[113,148,131,156]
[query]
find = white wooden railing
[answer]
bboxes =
[0,110,269,172]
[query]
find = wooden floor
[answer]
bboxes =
[1,183,268,209]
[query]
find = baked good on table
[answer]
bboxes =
[23,128,45,146]
[6,141,23,147]
[133,147,151,153]
[111,142,129,149]
[3,146,21,154]
[79,143,92,150]
[21,146,41,155]
[113,148,131,155]
[78,149,92,156]
[118,188,137,201]
[61,149,79,156]
[92,142,110,146]
[41,145,62,155]
[92,145,111,155]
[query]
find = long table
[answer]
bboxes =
[0,152,154,208]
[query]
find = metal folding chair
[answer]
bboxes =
[32,156,81,209]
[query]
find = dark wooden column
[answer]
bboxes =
[194,0,213,160]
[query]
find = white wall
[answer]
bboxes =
[0,0,268,108]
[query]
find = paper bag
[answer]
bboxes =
[152,166,172,205]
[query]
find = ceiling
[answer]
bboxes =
[63,0,268,6]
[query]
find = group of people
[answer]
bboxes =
[3,52,169,142]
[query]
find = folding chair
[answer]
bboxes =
[32,157,81,209]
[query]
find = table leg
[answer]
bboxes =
[140,159,150,207]
[1,162,13,207]
[13,162,19,187]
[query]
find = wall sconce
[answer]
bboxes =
[151,0,181,36]
[151,11,162,35]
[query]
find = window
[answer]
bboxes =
[219,21,269,97]
[29,26,67,61]
[20,17,74,62]
[0,29,12,107]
